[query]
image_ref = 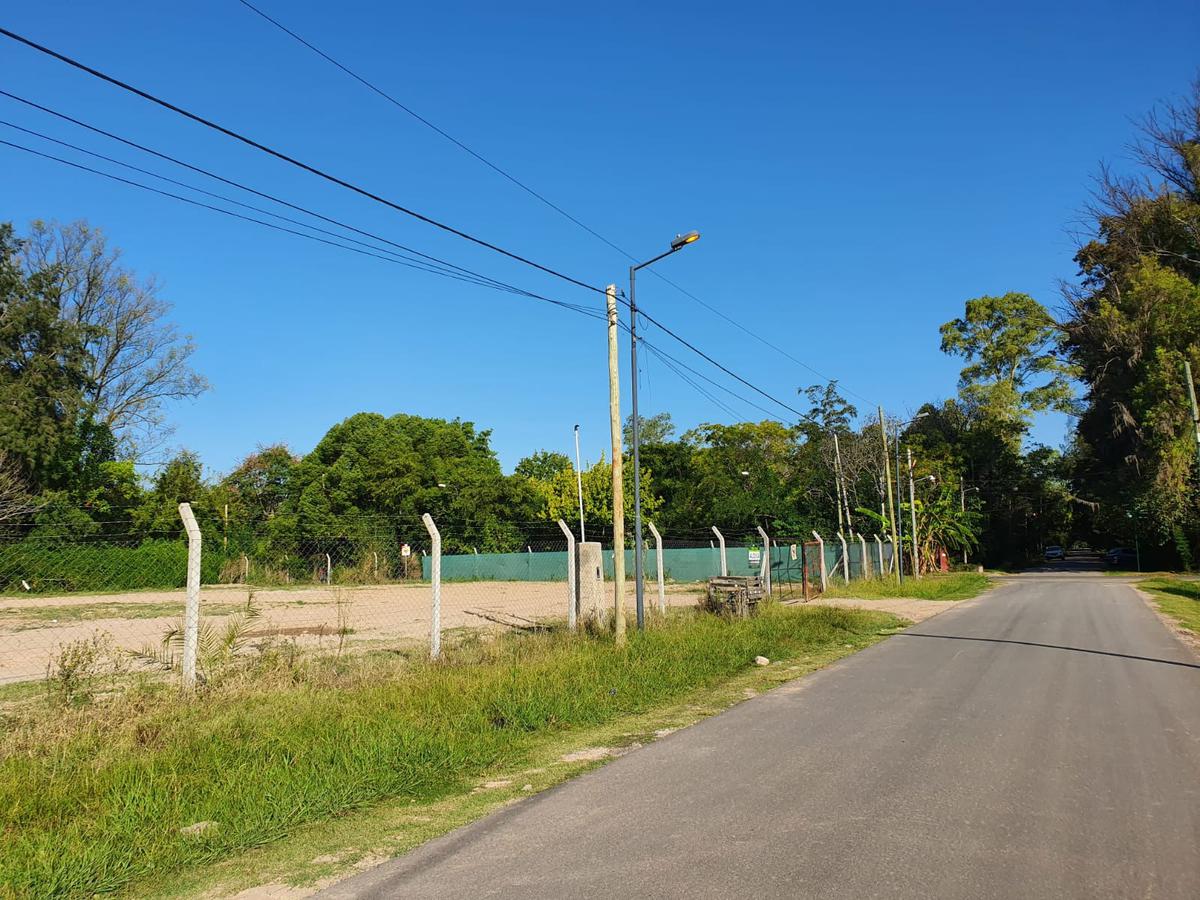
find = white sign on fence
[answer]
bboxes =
[401,543,412,558]
[748,546,761,566]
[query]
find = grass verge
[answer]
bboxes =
[823,572,990,602]
[1138,577,1200,635]
[0,604,900,898]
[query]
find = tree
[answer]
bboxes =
[514,450,572,481]
[535,455,659,533]
[939,293,1076,431]
[800,381,857,435]
[0,223,92,491]
[1062,79,1200,565]
[20,221,208,456]
[684,421,805,533]
[134,451,212,536]
[623,412,675,447]
[217,444,298,527]
[0,450,39,524]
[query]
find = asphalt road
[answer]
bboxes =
[320,569,1200,899]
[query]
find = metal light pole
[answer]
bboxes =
[573,424,586,542]
[630,230,700,630]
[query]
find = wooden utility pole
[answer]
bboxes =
[878,407,899,575]
[1186,361,1200,473]
[606,285,626,644]
[907,447,919,577]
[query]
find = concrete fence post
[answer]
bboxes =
[755,525,772,595]
[422,513,442,660]
[711,526,727,576]
[874,534,884,577]
[647,521,665,614]
[858,533,869,579]
[811,531,828,592]
[241,553,249,584]
[325,552,332,585]
[557,519,578,631]
[178,502,202,692]
[836,532,850,582]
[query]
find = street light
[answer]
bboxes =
[630,230,702,630]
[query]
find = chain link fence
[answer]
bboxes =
[1,511,898,687]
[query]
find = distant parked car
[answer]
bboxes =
[1043,546,1065,561]
[1104,547,1138,568]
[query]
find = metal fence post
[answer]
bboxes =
[422,513,441,660]
[178,502,202,692]
[811,531,828,592]
[711,526,727,576]
[836,531,850,582]
[557,519,577,631]
[874,534,884,577]
[647,521,665,614]
[755,525,771,595]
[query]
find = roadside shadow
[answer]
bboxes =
[1152,584,1200,602]
[900,632,1200,670]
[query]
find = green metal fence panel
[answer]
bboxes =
[422,550,569,582]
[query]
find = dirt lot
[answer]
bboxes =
[0,580,708,685]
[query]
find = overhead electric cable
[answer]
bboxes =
[0,26,606,296]
[0,119,515,285]
[233,0,877,404]
[0,91,569,298]
[0,138,607,321]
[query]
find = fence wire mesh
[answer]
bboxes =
[1,514,899,687]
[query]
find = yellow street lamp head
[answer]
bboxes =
[670,230,701,250]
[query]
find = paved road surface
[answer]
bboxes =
[321,569,1200,899]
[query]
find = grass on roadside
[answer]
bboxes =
[0,604,900,899]
[1138,577,1200,635]
[822,572,990,602]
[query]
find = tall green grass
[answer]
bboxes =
[0,606,895,897]
[824,572,990,601]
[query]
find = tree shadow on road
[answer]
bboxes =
[899,633,1200,670]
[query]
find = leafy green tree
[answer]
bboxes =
[20,220,208,456]
[514,450,572,481]
[1062,80,1200,565]
[0,223,92,491]
[134,451,212,536]
[800,381,857,435]
[940,292,1076,431]
[533,455,659,534]
[623,412,676,447]
[217,445,298,527]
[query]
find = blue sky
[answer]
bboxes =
[2,0,1197,476]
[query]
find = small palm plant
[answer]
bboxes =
[132,592,262,681]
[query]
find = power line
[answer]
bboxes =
[0,137,608,322]
[0,118,513,287]
[641,342,741,420]
[235,0,631,262]
[0,32,861,427]
[0,91,580,301]
[0,26,606,297]
[232,1,878,405]
[640,336,784,422]
[634,306,810,422]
